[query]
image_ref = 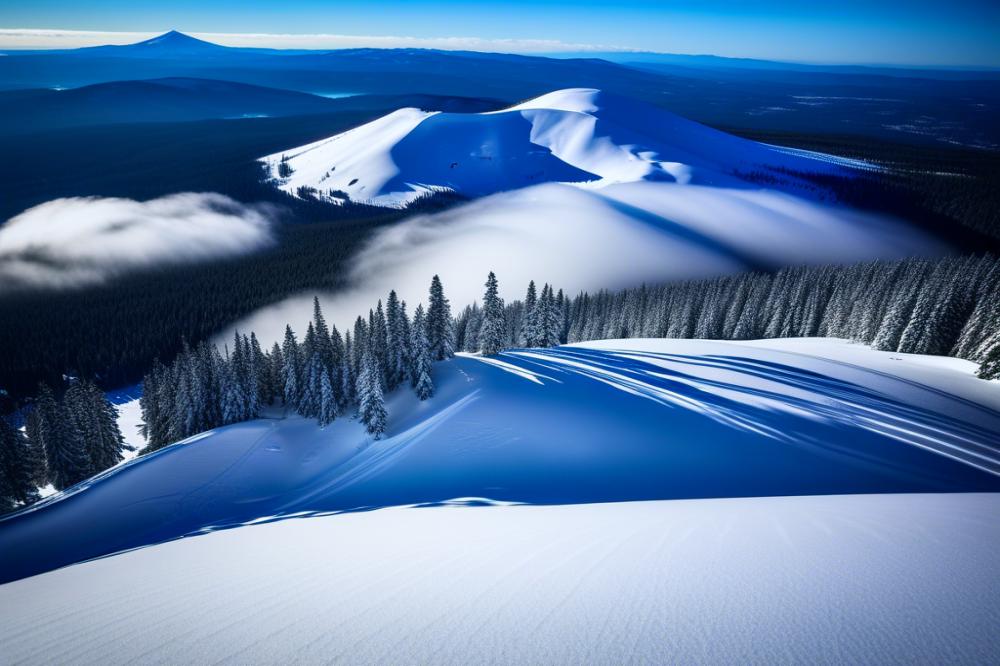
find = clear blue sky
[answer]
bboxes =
[1,0,998,66]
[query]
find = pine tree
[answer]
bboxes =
[384,290,408,390]
[268,342,284,405]
[540,283,561,347]
[411,304,435,400]
[0,416,41,512]
[281,325,302,409]
[84,380,124,472]
[518,280,539,347]
[318,372,337,427]
[978,343,1000,380]
[34,384,90,491]
[356,351,388,438]
[426,275,455,361]
[479,272,506,356]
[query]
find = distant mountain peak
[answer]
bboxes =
[133,30,221,49]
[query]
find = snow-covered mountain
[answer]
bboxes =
[3,338,998,583]
[261,87,873,207]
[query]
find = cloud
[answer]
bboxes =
[0,193,276,292]
[0,28,627,54]
[220,183,744,347]
[220,180,939,349]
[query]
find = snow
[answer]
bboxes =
[114,398,146,460]
[262,88,878,207]
[3,338,998,584]
[1,493,999,664]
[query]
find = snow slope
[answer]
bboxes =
[2,493,998,665]
[2,338,998,583]
[261,88,875,207]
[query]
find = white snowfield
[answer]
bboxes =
[261,88,875,207]
[2,493,999,665]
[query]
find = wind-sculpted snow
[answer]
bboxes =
[1,340,998,583]
[262,88,874,206]
[3,494,999,665]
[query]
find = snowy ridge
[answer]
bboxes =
[2,338,998,584]
[261,88,874,207]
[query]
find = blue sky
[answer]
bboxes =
[1,0,998,66]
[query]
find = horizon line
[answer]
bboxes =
[0,28,997,70]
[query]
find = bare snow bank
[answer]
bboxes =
[2,493,998,664]
[0,193,276,291]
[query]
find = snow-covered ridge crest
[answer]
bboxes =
[260,87,875,207]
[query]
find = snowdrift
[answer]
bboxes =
[2,493,999,664]
[2,339,998,583]
[261,88,874,206]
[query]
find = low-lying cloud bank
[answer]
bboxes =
[221,181,941,348]
[0,193,276,292]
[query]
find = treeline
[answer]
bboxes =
[1,380,126,513]
[5,253,998,513]
[454,254,1000,377]
[140,276,455,451]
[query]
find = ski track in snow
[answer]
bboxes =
[1,493,998,665]
[1,339,998,586]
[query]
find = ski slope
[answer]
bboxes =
[2,338,998,584]
[2,492,999,665]
[261,88,875,207]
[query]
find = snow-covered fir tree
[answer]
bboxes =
[478,272,506,356]
[0,416,41,512]
[518,280,539,347]
[411,304,435,400]
[356,351,388,438]
[426,275,455,361]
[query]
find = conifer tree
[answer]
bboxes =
[479,272,506,356]
[385,290,408,390]
[518,280,539,347]
[0,416,40,512]
[426,275,455,360]
[318,372,337,427]
[357,351,387,438]
[34,384,90,491]
[411,304,435,400]
[541,283,561,347]
[83,380,125,472]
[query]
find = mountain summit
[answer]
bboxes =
[132,31,222,51]
[79,30,229,57]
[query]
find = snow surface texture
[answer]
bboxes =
[243,89,940,338]
[261,88,876,207]
[2,339,998,583]
[2,493,999,665]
